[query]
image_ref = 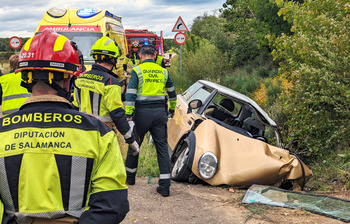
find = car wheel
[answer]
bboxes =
[171,142,191,182]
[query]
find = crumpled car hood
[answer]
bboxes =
[191,119,313,188]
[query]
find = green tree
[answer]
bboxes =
[220,0,298,66]
[170,34,230,91]
[191,14,231,54]
[271,0,350,157]
[0,37,29,53]
[163,38,177,53]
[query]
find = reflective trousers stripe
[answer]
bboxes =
[166,86,175,92]
[159,173,171,179]
[125,167,137,173]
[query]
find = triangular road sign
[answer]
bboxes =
[172,16,189,32]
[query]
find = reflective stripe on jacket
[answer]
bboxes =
[0,72,31,116]
[73,64,131,137]
[0,95,129,223]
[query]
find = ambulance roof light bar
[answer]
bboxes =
[105,11,122,22]
[77,8,102,18]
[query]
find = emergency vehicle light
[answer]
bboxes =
[105,11,122,22]
[77,8,101,18]
[47,8,67,18]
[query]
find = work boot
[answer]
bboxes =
[156,186,170,197]
[126,177,135,185]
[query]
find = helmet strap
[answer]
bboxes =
[20,81,33,93]
[112,59,118,72]
[45,81,70,100]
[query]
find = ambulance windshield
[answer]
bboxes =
[60,32,103,62]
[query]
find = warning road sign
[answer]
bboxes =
[9,36,22,49]
[172,16,189,32]
[174,32,187,45]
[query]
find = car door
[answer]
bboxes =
[167,82,214,150]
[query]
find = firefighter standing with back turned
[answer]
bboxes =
[124,44,177,197]
[73,36,139,155]
[0,29,129,224]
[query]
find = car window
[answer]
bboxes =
[189,87,212,103]
[182,82,202,102]
[210,94,241,117]
[182,82,212,103]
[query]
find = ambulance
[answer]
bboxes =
[35,8,128,80]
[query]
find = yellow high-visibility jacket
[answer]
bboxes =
[0,95,129,223]
[0,72,31,116]
[73,64,133,142]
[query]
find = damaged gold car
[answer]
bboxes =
[168,80,312,189]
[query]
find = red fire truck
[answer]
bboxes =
[125,29,164,56]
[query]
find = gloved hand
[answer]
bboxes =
[168,109,175,118]
[124,71,129,78]
[129,141,140,156]
[124,120,139,156]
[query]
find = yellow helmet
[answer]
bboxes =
[131,41,139,48]
[90,36,121,58]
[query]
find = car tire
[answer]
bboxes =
[171,142,192,182]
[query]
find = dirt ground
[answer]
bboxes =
[123,177,350,224]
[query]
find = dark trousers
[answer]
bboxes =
[125,105,170,189]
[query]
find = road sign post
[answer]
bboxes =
[172,17,189,74]
[174,32,187,74]
[9,36,22,54]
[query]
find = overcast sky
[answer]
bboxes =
[0,0,226,38]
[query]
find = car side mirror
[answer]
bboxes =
[187,99,203,114]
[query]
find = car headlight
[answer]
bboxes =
[198,152,218,179]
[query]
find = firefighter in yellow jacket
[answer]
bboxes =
[73,37,139,155]
[0,30,129,224]
[123,41,141,72]
[0,54,31,117]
